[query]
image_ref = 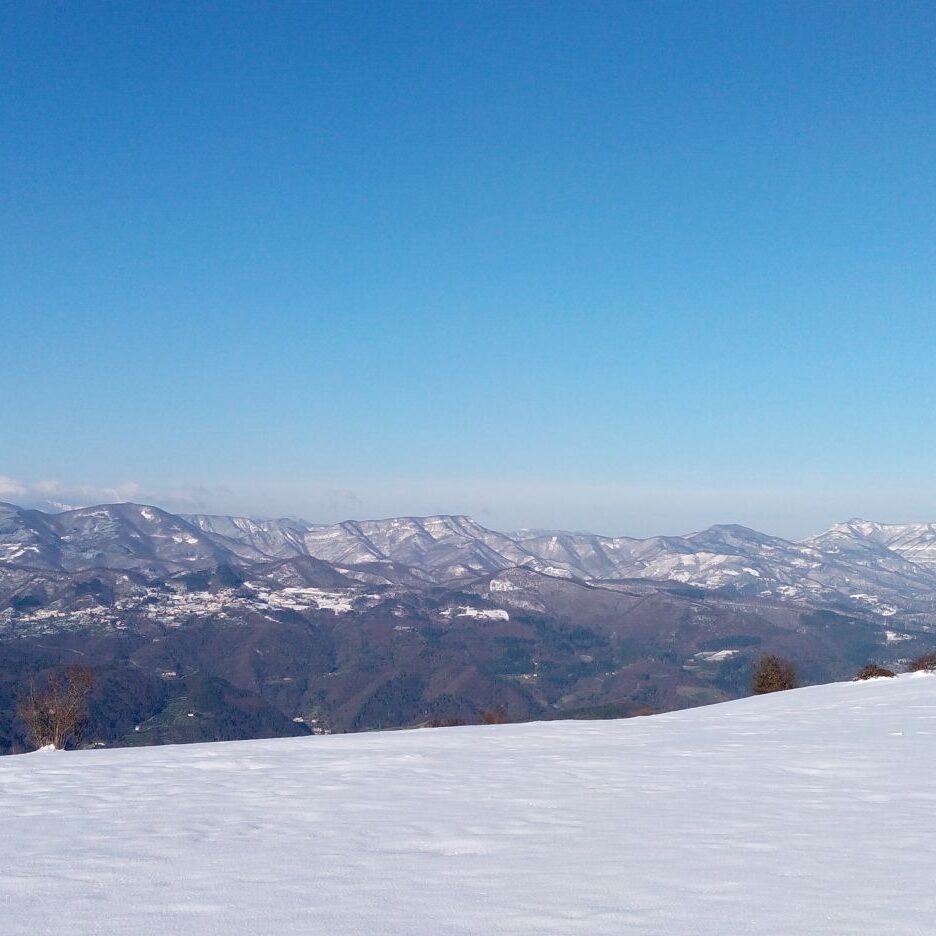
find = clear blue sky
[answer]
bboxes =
[2,1,935,536]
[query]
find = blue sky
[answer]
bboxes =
[2,1,935,536]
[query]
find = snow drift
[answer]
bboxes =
[2,674,935,934]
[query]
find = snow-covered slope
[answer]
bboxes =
[514,521,936,616]
[0,501,239,573]
[184,513,313,561]
[3,674,934,935]
[187,512,541,580]
[806,518,936,572]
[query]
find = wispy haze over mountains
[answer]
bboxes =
[4,473,936,542]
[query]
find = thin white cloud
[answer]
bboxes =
[2,473,933,540]
[0,476,27,499]
[0,476,222,513]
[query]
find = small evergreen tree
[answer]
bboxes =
[751,654,797,695]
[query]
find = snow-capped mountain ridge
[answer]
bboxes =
[0,501,238,573]
[805,518,936,571]
[5,501,936,622]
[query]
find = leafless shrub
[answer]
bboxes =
[479,707,509,725]
[751,654,798,695]
[854,664,896,680]
[18,665,95,750]
[908,651,936,673]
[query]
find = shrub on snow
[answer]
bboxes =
[751,654,798,695]
[854,664,896,680]
[907,652,936,673]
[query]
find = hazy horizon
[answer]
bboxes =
[3,472,935,541]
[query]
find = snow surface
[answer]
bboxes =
[2,675,936,935]
[441,605,511,621]
[694,648,739,662]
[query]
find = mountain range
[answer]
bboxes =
[4,501,936,617]
[1,500,935,753]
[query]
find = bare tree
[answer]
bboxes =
[18,665,95,750]
[854,663,895,680]
[908,651,936,672]
[480,707,509,725]
[751,654,797,695]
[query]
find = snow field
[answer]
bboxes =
[2,674,935,934]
